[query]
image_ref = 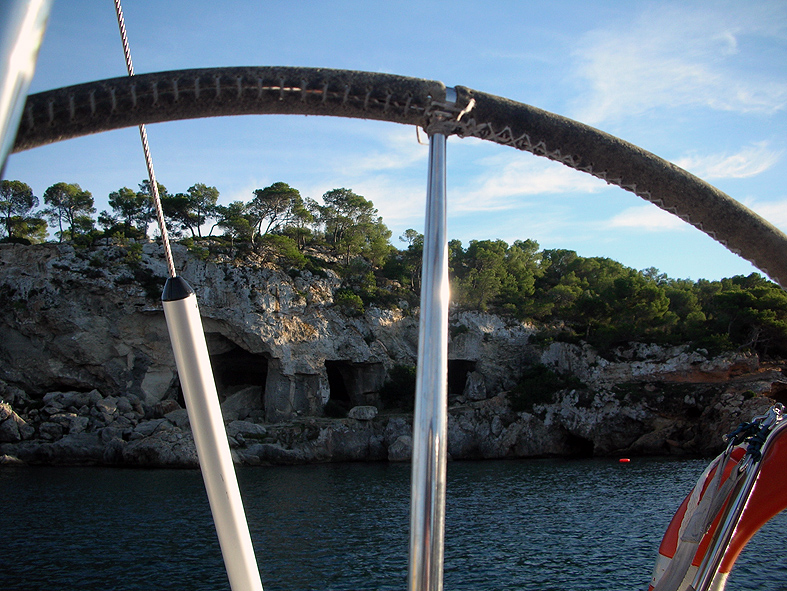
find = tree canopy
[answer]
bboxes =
[42,182,95,242]
[0,180,46,243]
[319,188,392,266]
[5,175,786,360]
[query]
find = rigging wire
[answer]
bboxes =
[113,0,176,279]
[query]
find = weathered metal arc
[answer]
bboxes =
[12,65,787,287]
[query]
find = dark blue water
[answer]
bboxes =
[1,458,785,590]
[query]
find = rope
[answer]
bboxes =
[113,0,176,279]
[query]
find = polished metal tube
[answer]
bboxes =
[408,132,450,591]
[162,277,263,591]
[0,0,51,174]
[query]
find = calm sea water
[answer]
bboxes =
[1,458,785,591]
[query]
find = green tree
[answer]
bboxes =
[136,179,168,235]
[71,215,100,246]
[449,239,542,314]
[260,234,307,269]
[161,193,189,238]
[215,201,255,245]
[0,180,47,243]
[186,183,219,237]
[161,183,218,238]
[319,188,391,265]
[249,182,302,242]
[452,240,508,311]
[109,186,151,235]
[282,195,315,249]
[0,180,37,237]
[400,228,422,247]
[388,229,424,290]
[42,182,95,241]
[664,279,706,341]
[498,239,543,315]
[6,216,47,243]
[708,274,787,357]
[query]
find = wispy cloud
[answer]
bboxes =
[452,154,608,213]
[675,142,783,179]
[607,204,688,232]
[336,128,426,175]
[742,197,787,231]
[571,2,787,124]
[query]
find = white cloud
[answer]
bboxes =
[675,142,783,179]
[607,204,688,232]
[571,2,787,123]
[451,155,608,213]
[346,174,427,225]
[336,128,427,175]
[741,197,787,231]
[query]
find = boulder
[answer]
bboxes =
[464,371,487,401]
[133,418,170,437]
[221,386,263,422]
[165,409,191,430]
[348,405,378,421]
[388,435,413,462]
[242,443,306,465]
[122,430,198,467]
[39,422,63,441]
[0,414,21,442]
[226,420,267,439]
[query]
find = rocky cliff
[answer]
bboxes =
[0,242,785,466]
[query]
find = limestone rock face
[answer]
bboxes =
[0,243,535,423]
[0,242,785,466]
[533,342,786,457]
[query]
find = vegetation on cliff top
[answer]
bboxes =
[3,178,787,360]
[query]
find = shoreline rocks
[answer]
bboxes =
[1,362,784,467]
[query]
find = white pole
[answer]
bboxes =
[408,131,450,591]
[162,277,264,591]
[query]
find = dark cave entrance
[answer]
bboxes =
[448,359,477,398]
[210,348,268,401]
[771,384,787,406]
[325,360,353,417]
[172,335,268,411]
[324,360,385,417]
[564,432,595,458]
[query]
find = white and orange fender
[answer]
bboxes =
[649,423,787,591]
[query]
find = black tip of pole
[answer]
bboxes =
[162,276,195,302]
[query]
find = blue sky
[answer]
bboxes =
[4,0,787,282]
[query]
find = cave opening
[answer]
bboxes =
[771,384,787,406]
[170,335,268,412]
[448,359,477,397]
[211,348,268,401]
[325,360,353,417]
[564,432,595,458]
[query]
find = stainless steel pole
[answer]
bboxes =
[408,131,450,591]
[0,0,52,175]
